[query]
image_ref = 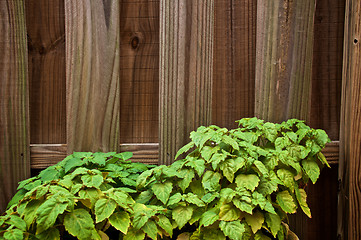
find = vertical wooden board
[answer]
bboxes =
[26,0,66,144]
[212,0,256,129]
[310,0,345,140]
[65,0,120,153]
[338,0,361,239]
[255,0,316,123]
[0,0,29,212]
[306,167,338,240]
[119,0,160,144]
[160,0,214,164]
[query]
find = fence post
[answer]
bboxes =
[159,0,214,165]
[255,0,316,238]
[0,0,29,212]
[338,0,361,239]
[65,0,120,153]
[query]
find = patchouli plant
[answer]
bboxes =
[0,118,330,240]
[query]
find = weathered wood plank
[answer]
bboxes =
[255,1,316,239]
[255,0,316,123]
[159,0,214,165]
[310,0,345,140]
[338,0,361,238]
[65,0,120,153]
[212,0,256,129]
[0,0,29,212]
[119,0,159,143]
[26,0,66,144]
[30,144,158,169]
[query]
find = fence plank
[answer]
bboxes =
[30,144,158,169]
[310,0,345,140]
[119,0,160,143]
[0,0,29,212]
[159,0,214,165]
[26,0,66,144]
[212,0,256,129]
[338,0,361,238]
[255,0,315,123]
[255,0,316,239]
[65,0,120,153]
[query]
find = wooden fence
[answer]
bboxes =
[0,0,359,239]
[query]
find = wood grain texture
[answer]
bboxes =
[212,0,256,129]
[0,0,29,212]
[255,1,316,238]
[310,0,345,140]
[65,0,120,153]
[338,0,361,238]
[119,0,160,143]
[30,144,158,169]
[26,0,66,144]
[255,0,316,123]
[160,0,214,165]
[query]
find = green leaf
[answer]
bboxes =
[263,122,278,142]
[64,157,84,173]
[209,153,227,170]
[219,203,241,221]
[167,193,182,206]
[156,215,173,237]
[3,229,23,240]
[36,228,60,240]
[219,220,245,240]
[6,215,26,231]
[252,192,276,214]
[235,174,260,191]
[295,186,311,218]
[175,142,195,160]
[79,188,103,207]
[244,211,264,233]
[201,146,220,162]
[185,159,205,176]
[200,209,219,227]
[114,151,133,161]
[178,169,195,192]
[202,171,221,191]
[202,192,219,203]
[172,205,194,229]
[152,182,173,204]
[257,176,278,196]
[109,211,130,234]
[143,220,158,240]
[39,167,61,182]
[64,209,95,240]
[232,130,259,144]
[265,213,281,237]
[73,152,93,159]
[202,229,226,240]
[108,190,131,207]
[91,152,107,166]
[94,198,116,223]
[81,174,104,188]
[232,198,253,214]
[253,160,269,177]
[222,135,239,151]
[276,191,297,214]
[184,193,205,207]
[317,152,330,168]
[220,188,236,203]
[255,232,272,240]
[220,158,241,182]
[302,159,320,184]
[277,169,295,192]
[6,189,27,208]
[135,190,153,204]
[36,197,68,233]
[23,199,42,226]
[123,228,145,240]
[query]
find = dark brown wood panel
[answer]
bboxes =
[65,0,121,153]
[26,0,66,144]
[119,0,159,143]
[310,0,345,140]
[212,0,256,129]
[0,0,29,212]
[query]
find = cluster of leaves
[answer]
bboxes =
[136,118,330,240]
[0,152,156,240]
[0,118,330,240]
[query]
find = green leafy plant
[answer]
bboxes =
[1,118,330,240]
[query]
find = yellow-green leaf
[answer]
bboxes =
[235,174,260,191]
[109,211,130,234]
[219,203,241,221]
[152,182,173,204]
[94,198,116,223]
[172,205,193,229]
[276,191,297,214]
[245,211,264,233]
[64,209,95,240]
